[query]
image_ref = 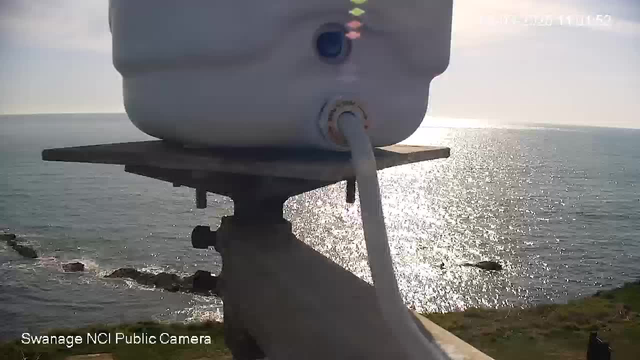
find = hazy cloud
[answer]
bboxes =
[0,0,110,52]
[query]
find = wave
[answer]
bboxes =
[152,301,224,324]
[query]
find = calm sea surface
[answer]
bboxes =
[1,114,638,340]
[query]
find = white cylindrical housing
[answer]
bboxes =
[109,0,453,150]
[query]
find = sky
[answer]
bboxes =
[0,0,638,128]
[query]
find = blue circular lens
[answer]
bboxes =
[314,24,351,63]
[317,31,344,58]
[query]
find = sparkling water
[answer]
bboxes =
[1,114,638,340]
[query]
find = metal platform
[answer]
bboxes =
[41,141,493,360]
[42,140,450,181]
[43,140,450,206]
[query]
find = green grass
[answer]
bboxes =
[424,281,640,360]
[1,281,638,360]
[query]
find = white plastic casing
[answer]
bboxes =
[109,0,453,150]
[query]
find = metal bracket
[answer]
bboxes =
[346,178,356,204]
[196,188,207,209]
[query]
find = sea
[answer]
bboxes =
[1,114,638,341]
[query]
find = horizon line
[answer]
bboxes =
[1,112,638,131]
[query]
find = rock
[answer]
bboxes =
[106,267,141,279]
[462,261,503,271]
[62,262,85,272]
[11,244,38,259]
[105,268,219,295]
[181,274,195,292]
[106,268,153,286]
[137,273,156,286]
[153,272,182,292]
[192,270,219,295]
[0,233,17,242]
[475,261,503,271]
[3,234,38,259]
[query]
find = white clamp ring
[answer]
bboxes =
[320,98,370,147]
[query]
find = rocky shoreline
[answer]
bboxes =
[2,232,221,296]
[2,231,504,298]
[1,233,38,258]
[105,268,219,296]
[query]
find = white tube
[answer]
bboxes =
[337,112,448,360]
